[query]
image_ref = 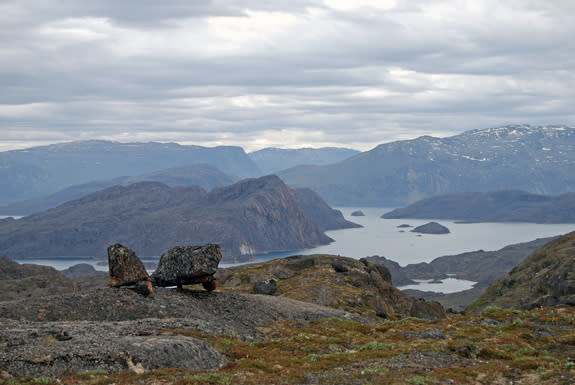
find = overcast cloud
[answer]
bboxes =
[1,0,574,152]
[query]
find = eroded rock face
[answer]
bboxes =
[108,244,151,288]
[152,244,222,288]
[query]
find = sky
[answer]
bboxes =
[1,0,574,152]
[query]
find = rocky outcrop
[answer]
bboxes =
[108,244,151,289]
[216,254,447,320]
[468,231,575,312]
[351,210,365,216]
[0,257,76,301]
[411,222,450,234]
[61,263,103,279]
[151,244,222,290]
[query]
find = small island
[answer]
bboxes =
[397,224,412,228]
[410,222,450,234]
[351,210,365,216]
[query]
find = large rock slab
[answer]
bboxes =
[108,244,151,287]
[151,244,222,288]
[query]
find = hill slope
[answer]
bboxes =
[0,140,260,205]
[279,125,575,206]
[468,231,575,312]
[382,190,575,223]
[0,164,238,216]
[0,176,335,259]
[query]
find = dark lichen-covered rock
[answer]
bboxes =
[108,244,151,287]
[151,244,222,288]
[253,279,277,295]
[411,222,450,234]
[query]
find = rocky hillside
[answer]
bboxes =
[216,254,446,320]
[1,257,574,384]
[279,125,575,205]
[383,190,575,223]
[468,231,575,312]
[367,237,555,310]
[0,176,343,260]
[0,140,260,205]
[0,164,238,216]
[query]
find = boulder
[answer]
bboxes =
[253,279,277,295]
[108,244,151,288]
[151,244,222,289]
[411,222,450,234]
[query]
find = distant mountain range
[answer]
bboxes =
[382,190,575,223]
[0,141,260,205]
[0,175,358,260]
[249,147,359,175]
[279,125,575,206]
[0,164,238,216]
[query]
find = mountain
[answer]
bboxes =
[278,125,575,206]
[382,191,575,223]
[0,140,260,205]
[0,176,338,259]
[249,147,360,175]
[293,188,361,231]
[0,164,238,216]
[468,231,575,312]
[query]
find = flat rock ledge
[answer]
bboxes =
[0,287,366,377]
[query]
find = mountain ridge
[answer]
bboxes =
[278,124,575,206]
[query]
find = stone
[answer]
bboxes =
[454,344,480,359]
[151,244,222,288]
[108,244,150,287]
[253,279,277,295]
[410,299,448,319]
[133,280,154,296]
[332,259,349,273]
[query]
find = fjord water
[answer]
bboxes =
[6,210,575,269]
[298,207,575,266]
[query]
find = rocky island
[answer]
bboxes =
[410,222,450,234]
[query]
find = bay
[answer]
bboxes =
[6,209,575,293]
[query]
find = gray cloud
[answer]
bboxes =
[1,0,574,152]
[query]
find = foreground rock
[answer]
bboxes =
[151,244,222,290]
[0,287,365,377]
[217,254,447,320]
[469,231,575,312]
[411,222,450,234]
[108,243,151,290]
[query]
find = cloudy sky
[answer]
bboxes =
[1,0,574,152]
